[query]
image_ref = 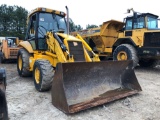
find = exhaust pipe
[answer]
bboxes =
[65,6,69,35]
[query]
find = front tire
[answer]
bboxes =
[17,48,32,77]
[113,44,139,67]
[33,60,54,92]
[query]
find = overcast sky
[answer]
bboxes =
[0,0,159,28]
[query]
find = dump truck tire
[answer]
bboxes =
[17,48,32,77]
[139,59,159,68]
[113,44,138,67]
[33,60,54,92]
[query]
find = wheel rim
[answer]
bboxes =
[35,67,40,84]
[117,51,128,60]
[18,55,22,70]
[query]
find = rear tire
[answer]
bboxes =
[17,48,32,77]
[139,59,159,68]
[33,60,54,92]
[113,44,139,68]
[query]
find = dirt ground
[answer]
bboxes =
[0,63,160,120]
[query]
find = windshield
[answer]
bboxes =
[147,16,158,29]
[133,17,145,29]
[38,13,67,37]
[7,39,14,46]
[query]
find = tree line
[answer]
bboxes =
[0,4,28,39]
[0,4,98,39]
[69,18,98,32]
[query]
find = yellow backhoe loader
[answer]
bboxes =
[17,7,142,113]
[0,68,8,120]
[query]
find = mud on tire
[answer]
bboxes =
[17,48,32,77]
[33,60,54,92]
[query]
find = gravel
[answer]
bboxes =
[0,63,160,120]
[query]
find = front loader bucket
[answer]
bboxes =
[51,60,142,113]
[0,68,8,120]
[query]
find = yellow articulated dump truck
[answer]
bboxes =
[0,37,21,63]
[17,7,142,113]
[0,68,8,120]
[73,8,160,68]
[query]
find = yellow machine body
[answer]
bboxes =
[17,7,142,114]
[72,11,160,67]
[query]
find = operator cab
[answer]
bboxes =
[124,13,159,30]
[25,8,67,50]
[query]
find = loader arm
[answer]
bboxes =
[76,34,100,61]
[46,31,74,62]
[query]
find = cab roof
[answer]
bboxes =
[126,13,159,19]
[28,7,66,18]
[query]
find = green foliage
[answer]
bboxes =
[69,18,83,32]
[0,4,28,39]
[86,24,98,29]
